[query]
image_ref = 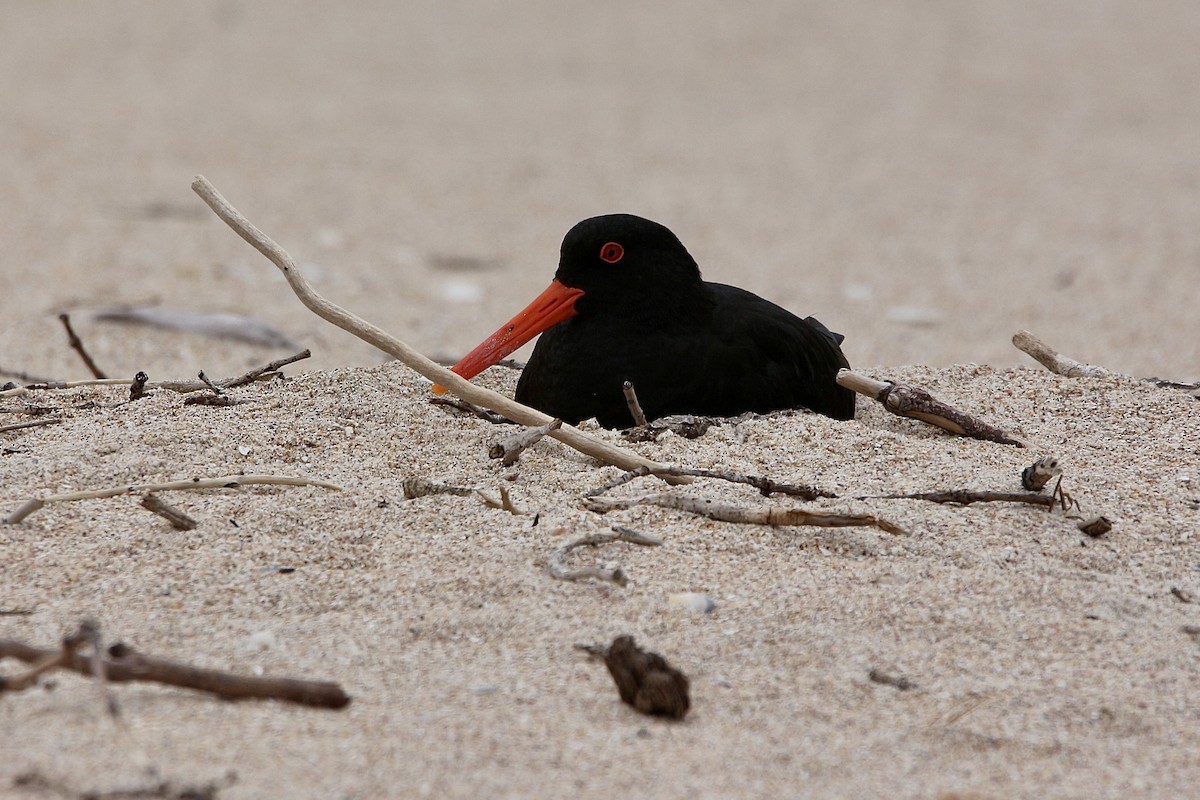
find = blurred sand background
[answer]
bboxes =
[2,2,1199,798]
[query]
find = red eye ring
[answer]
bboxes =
[599,242,624,263]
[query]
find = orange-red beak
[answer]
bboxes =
[432,279,585,393]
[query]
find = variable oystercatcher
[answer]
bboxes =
[442,214,855,428]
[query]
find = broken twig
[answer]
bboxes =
[140,494,199,530]
[1012,330,1109,378]
[622,381,648,427]
[0,624,349,709]
[477,485,525,515]
[584,465,834,501]
[547,525,663,586]
[489,418,562,466]
[1021,456,1061,491]
[5,474,342,524]
[836,369,1025,447]
[584,493,904,535]
[58,313,107,379]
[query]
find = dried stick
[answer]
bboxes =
[477,485,525,514]
[622,381,648,427]
[547,525,663,586]
[430,395,513,424]
[584,465,835,501]
[489,418,562,466]
[583,493,904,535]
[402,476,475,499]
[191,175,679,481]
[1012,330,1109,378]
[837,369,1025,448]
[0,418,63,434]
[0,630,350,709]
[58,313,107,379]
[5,474,342,524]
[140,494,198,530]
[867,490,1055,508]
[0,350,311,400]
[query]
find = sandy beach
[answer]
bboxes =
[3,3,1198,798]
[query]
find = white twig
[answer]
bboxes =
[4,474,342,524]
[190,176,680,481]
[1012,330,1109,378]
[547,526,663,586]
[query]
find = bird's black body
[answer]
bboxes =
[511,215,854,428]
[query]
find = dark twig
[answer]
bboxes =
[836,369,1025,447]
[129,371,150,401]
[140,494,198,530]
[1021,456,1061,491]
[59,313,107,379]
[429,396,513,425]
[868,668,916,691]
[0,625,350,709]
[867,490,1055,508]
[0,418,63,434]
[489,418,562,466]
[622,381,648,427]
[547,525,663,586]
[183,394,252,407]
[217,349,311,389]
[198,371,223,394]
[584,492,904,535]
[584,464,835,501]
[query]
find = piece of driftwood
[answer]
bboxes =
[0,625,350,709]
[547,525,663,586]
[4,474,342,525]
[584,465,834,501]
[191,176,680,482]
[584,492,904,535]
[1012,330,1109,378]
[489,418,562,466]
[401,477,475,500]
[868,489,1055,508]
[140,494,198,530]
[836,369,1025,447]
[58,313,107,379]
[580,635,690,720]
[622,381,648,427]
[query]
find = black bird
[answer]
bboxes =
[442,214,855,428]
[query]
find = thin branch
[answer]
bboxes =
[584,465,835,501]
[477,485,525,515]
[547,525,663,586]
[220,349,311,388]
[837,369,1025,448]
[191,175,680,481]
[4,474,343,524]
[489,418,562,466]
[429,395,513,424]
[866,489,1055,508]
[0,626,350,709]
[0,418,63,434]
[1012,330,1109,378]
[58,313,107,379]
[140,494,198,530]
[622,381,648,427]
[583,492,904,535]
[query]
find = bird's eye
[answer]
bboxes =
[598,242,625,264]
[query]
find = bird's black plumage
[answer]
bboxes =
[451,214,855,428]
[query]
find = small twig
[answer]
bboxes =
[183,394,252,407]
[0,627,350,709]
[1013,330,1109,378]
[584,493,904,535]
[477,485,525,515]
[622,414,715,442]
[868,668,916,691]
[489,418,562,466]
[867,489,1055,508]
[622,381,648,427]
[836,369,1025,447]
[584,465,835,501]
[197,371,223,394]
[0,418,63,434]
[1021,456,1061,491]
[129,371,149,401]
[59,313,107,379]
[191,175,679,480]
[401,476,475,499]
[547,525,663,586]
[0,351,312,400]
[140,494,198,530]
[4,474,343,524]
[429,395,513,424]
